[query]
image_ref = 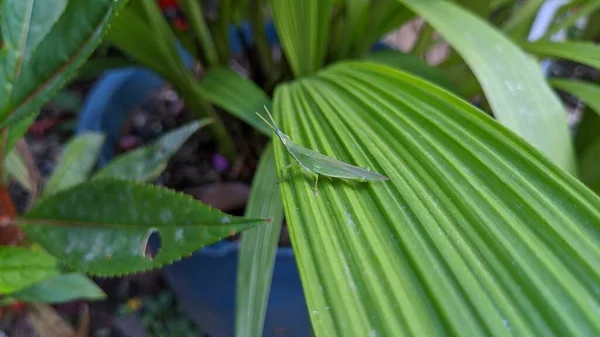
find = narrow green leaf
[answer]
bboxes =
[363,50,456,92]
[21,179,269,276]
[0,246,59,294]
[105,6,173,78]
[502,0,544,40]
[5,146,31,191]
[2,273,105,304]
[523,41,600,70]
[0,0,67,102]
[43,132,105,196]
[396,0,576,174]
[273,61,600,336]
[94,120,209,182]
[269,0,333,77]
[454,0,491,17]
[196,68,272,135]
[578,136,600,195]
[575,107,600,156]
[236,144,284,337]
[549,78,600,116]
[1,0,128,126]
[357,1,414,55]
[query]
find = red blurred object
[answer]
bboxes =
[118,135,143,152]
[157,0,188,31]
[28,114,72,138]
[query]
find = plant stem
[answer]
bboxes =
[180,0,219,67]
[215,0,232,64]
[250,0,273,80]
[411,22,435,60]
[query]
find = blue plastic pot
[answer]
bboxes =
[76,23,311,337]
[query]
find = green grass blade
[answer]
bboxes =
[43,132,105,196]
[236,144,284,337]
[273,61,600,337]
[269,0,333,77]
[396,0,576,174]
[196,68,272,135]
[549,78,600,116]
[522,41,600,69]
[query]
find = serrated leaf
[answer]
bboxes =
[236,144,284,337]
[21,179,268,276]
[93,120,209,182]
[43,132,105,196]
[522,41,600,69]
[272,61,600,336]
[396,0,576,174]
[1,273,105,304]
[196,68,272,135]
[1,0,128,126]
[269,0,333,77]
[0,246,59,294]
[0,0,67,103]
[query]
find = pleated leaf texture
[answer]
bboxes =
[272,61,600,337]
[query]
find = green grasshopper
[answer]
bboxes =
[256,107,389,194]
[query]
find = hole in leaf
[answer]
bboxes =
[144,230,162,260]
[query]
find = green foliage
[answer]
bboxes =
[269,0,333,77]
[43,132,105,196]
[2,273,105,304]
[196,68,272,135]
[396,0,575,174]
[363,50,456,92]
[236,144,284,337]
[0,0,128,126]
[522,41,600,69]
[21,179,269,275]
[272,61,600,336]
[0,246,59,294]
[94,120,210,182]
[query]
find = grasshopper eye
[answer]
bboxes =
[281,138,287,145]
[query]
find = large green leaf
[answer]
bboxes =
[196,68,272,135]
[43,132,105,196]
[269,0,333,77]
[1,0,128,126]
[0,246,59,294]
[21,179,269,275]
[396,0,576,174]
[0,0,67,103]
[1,273,105,304]
[522,41,600,69]
[94,120,208,182]
[236,144,284,337]
[272,61,600,336]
